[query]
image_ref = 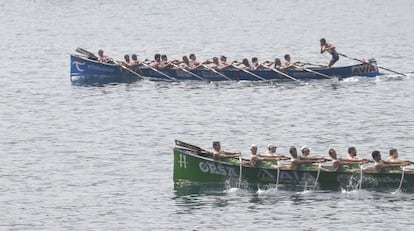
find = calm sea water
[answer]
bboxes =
[1,0,414,230]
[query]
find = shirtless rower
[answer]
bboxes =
[218,56,232,69]
[97,49,112,63]
[342,147,370,171]
[363,150,410,173]
[130,54,140,65]
[284,54,304,68]
[159,54,173,69]
[251,57,263,70]
[189,54,201,69]
[263,58,287,71]
[272,146,325,170]
[298,146,329,170]
[151,54,161,68]
[211,141,240,160]
[261,144,277,157]
[238,58,251,70]
[122,54,130,66]
[245,144,288,167]
[386,148,412,164]
[328,148,370,172]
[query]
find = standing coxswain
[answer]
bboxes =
[320,38,339,67]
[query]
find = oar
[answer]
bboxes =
[171,63,207,81]
[116,62,146,80]
[175,140,209,153]
[303,62,326,68]
[75,47,98,60]
[231,65,267,81]
[396,166,406,192]
[295,65,335,79]
[358,164,364,190]
[338,53,407,76]
[238,155,242,188]
[313,163,322,191]
[275,161,280,191]
[262,64,301,82]
[140,62,177,81]
[201,64,232,81]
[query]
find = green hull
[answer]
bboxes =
[174,147,414,192]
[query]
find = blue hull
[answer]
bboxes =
[70,54,380,84]
[70,55,140,85]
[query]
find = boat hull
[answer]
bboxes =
[70,55,139,85]
[174,147,414,192]
[70,55,380,84]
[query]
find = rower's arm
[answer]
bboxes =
[381,162,408,169]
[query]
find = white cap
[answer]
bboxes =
[301,146,311,152]
[250,144,257,149]
[268,144,277,149]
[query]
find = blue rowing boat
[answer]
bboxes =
[70,54,380,85]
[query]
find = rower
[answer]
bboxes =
[179,56,191,70]
[151,54,161,68]
[219,55,231,69]
[211,141,240,160]
[387,148,404,163]
[251,57,262,70]
[249,145,288,168]
[284,54,293,68]
[159,54,173,69]
[320,38,339,67]
[261,144,277,157]
[346,146,358,160]
[298,146,329,170]
[363,150,410,173]
[341,146,369,171]
[245,144,262,167]
[301,146,311,158]
[130,54,140,65]
[273,58,285,70]
[262,58,286,71]
[328,148,342,171]
[209,57,220,70]
[284,54,304,68]
[272,146,324,170]
[122,54,130,66]
[189,54,201,69]
[384,148,414,173]
[328,148,370,172]
[239,58,251,70]
[97,49,112,63]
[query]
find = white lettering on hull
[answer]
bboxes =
[199,161,237,177]
[178,154,187,168]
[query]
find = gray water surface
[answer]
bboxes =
[1,0,414,230]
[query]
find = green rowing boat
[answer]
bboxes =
[173,140,414,192]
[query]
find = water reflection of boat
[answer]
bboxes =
[173,140,414,192]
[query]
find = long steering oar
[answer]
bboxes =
[263,65,301,82]
[75,47,98,60]
[295,65,335,79]
[175,140,211,155]
[171,63,207,81]
[140,62,177,81]
[338,53,407,76]
[231,65,267,81]
[201,65,232,81]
